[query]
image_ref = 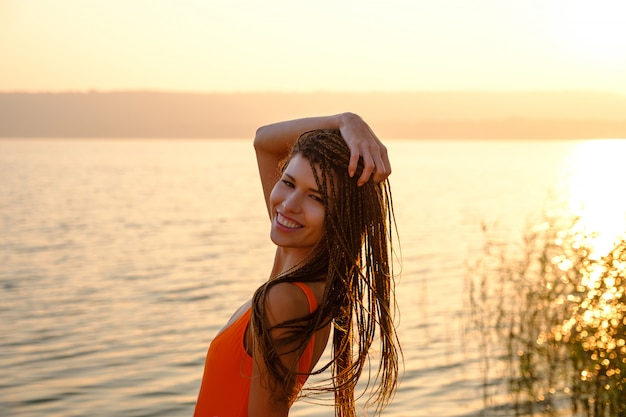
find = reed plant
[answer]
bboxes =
[466,214,626,417]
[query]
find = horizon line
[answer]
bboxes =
[2,88,625,96]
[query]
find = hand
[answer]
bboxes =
[338,113,391,186]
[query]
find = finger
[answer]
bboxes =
[358,155,376,186]
[348,145,360,178]
[372,145,391,183]
[371,151,386,183]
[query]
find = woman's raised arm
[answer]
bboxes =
[253,112,391,216]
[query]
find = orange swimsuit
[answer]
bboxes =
[194,282,318,417]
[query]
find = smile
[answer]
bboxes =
[276,212,303,229]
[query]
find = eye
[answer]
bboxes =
[310,194,325,203]
[281,179,295,188]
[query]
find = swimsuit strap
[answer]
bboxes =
[291,282,319,380]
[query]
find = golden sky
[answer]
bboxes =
[1,0,626,93]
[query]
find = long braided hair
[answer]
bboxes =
[251,129,401,416]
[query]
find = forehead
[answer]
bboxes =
[286,153,310,168]
[284,154,317,179]
[286,153,339,194]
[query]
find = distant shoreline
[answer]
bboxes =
[2,91,625,139]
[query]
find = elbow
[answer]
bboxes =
[254,125,270,150]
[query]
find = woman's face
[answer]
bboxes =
[269,154,326,255]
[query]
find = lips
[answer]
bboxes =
[276,212,303,229]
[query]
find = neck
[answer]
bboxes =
[269,247,310,279]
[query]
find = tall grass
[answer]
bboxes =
[466,214,626,416]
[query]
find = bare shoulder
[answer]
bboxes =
[264,282,311,326]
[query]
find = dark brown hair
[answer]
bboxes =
[251,129,401,416]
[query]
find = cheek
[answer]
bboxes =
[268,183,282,207]
[310,204,326,230]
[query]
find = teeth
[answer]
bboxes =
[277,213,302,229]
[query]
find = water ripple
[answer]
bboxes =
[1,138,583,417]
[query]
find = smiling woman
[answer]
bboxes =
[193,113,401,417]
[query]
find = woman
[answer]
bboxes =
[194,112,401,416]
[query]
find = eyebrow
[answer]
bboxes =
[284,173,322,195]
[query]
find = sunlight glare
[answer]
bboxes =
[563,140,626,255]
[544,0,626,68]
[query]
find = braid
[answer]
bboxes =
[251,129,401,416]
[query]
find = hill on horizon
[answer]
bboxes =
[1,91,625,139]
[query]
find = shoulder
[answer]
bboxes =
[263,282,311,326]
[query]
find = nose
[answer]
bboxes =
[282,190,303,214]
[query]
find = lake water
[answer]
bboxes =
[1,138,625,417]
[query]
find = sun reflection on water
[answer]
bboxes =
[563,139,626,256]
[469,139,626,413]
[547,215,626,412]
